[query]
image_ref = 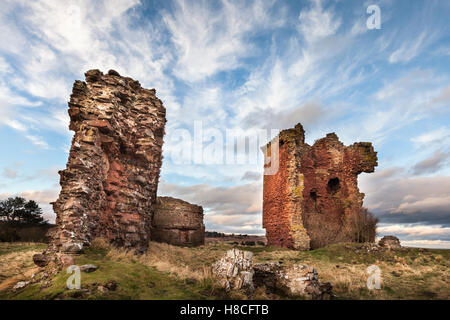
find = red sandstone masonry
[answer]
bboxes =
[262,124,377,250]
[47,69,166,254]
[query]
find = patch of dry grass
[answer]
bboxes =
[106,241,228,282]
[0,244,44,291]
[2,240,447,300]
[103,240,449,300]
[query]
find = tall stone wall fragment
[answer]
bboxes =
[262,123,377,250]
[152,196,205,246]
[48,69,166,254]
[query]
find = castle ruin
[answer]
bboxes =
[37,70,204,264]
[262,123,377,250]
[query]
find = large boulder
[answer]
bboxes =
[253,262,333,299]
[378,236,401,249]
[32,254,52,267]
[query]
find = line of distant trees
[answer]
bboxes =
[205,231,249,238]
[0,197,45,225]
[0,197,52,242]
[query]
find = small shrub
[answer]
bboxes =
[90,237,111,251]
[344,208,379,243]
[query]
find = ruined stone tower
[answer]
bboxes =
[48,69,166,254]
[262,123,377,250]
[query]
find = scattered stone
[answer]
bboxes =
[80,264,98,273]
[13,281,30,291]
[105,280,118,291]
[61,242,84,254]
[360,242,381,253]
[212,249,333,299]
[379,236,401,249]
[33,253,51,267]
[40,280,51,289]
[152,197,205,246]
[212,249,254,292]
[97,285,108,293]
[58,254,75,267]
[262,123,378,250]
[253,263,333,299]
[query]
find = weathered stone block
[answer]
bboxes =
[212,249,255,292]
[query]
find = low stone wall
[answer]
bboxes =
[151,197,205,246]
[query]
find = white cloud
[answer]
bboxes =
[378,224,450,237]
[412,150,450,175]
[345,69,450,145]
[298,0,341,43]
[0,0,177,149]
[159,180,262,215]
[389,31,428,63]
[350,19,367,36]
[164,0,284,82]
[411,126,450,148]
[242,101,326,130]
[158,180,263,233]
[395,195,450,215]
[24,134,50,149]
[360,171,450,225]
[400,239,450,249]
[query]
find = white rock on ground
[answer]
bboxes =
[212,249,333,299]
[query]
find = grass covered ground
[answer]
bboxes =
[0,240,448,300]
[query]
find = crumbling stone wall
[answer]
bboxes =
[152,197,205,246]
[48,69,166,254]
[262,123,377,250]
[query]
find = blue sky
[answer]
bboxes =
[0,0,449,248]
